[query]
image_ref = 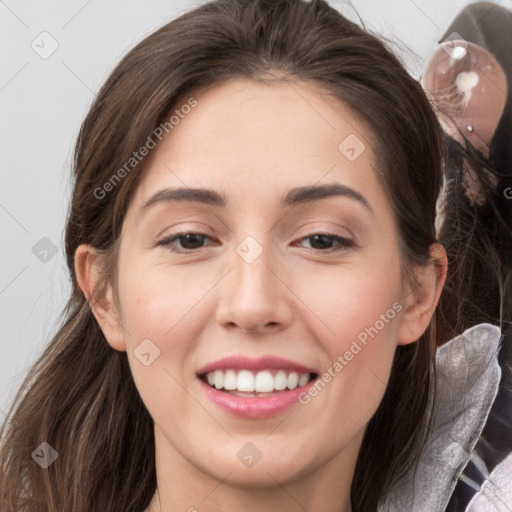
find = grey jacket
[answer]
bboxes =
[378,323,508,512]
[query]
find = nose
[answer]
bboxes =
[215,240,294,334]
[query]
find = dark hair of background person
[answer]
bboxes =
[0,0,506,511]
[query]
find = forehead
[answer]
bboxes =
[132,77,388,216]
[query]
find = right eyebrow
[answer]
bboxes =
[141,187,227,211]
[140,182,373,215]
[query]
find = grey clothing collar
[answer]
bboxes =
[378,323,502,512]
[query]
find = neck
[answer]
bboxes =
[147,425,361,512]
[148,488,353,512]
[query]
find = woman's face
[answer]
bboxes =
[94,77,430,489]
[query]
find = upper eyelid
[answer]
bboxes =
[156,230,354,249]
[157,228,353,240]
[156,219,355,240]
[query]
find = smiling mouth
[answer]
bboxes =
[199,369,318,397]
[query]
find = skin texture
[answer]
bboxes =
[75,78,446,512]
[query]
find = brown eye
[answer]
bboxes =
[156,232,214,253]
[296,232,354,252]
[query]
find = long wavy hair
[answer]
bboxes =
[0,0,474,510]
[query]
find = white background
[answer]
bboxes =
[1,0,510,416]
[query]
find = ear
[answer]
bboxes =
[74,244,127,352]
[396,243,447,346]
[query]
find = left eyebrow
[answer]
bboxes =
[140,183,373,215]
[282,183,373,213]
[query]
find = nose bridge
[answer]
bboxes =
[233,234,278,303]
[216,233,291,332]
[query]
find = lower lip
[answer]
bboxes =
[198,377,316,419]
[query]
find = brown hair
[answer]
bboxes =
[436,132,511,344]
[0,0,446,510]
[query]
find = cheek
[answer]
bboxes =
[117,262,209,431]
[115,259,210,401]
[295,256,402,427]
[303,254,402,350]
[117,257,210,345]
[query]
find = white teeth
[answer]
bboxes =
[214,370,223,390]
[298,373,309,387]
[224,369,237,390]
[237,370,255,392]
[203,369,313,393]
[287,372,299,389]
[255,370,274,393]
[274,370,288,390]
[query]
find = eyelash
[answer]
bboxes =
[155,230,354,254]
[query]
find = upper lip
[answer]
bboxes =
[197,355,318,375]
